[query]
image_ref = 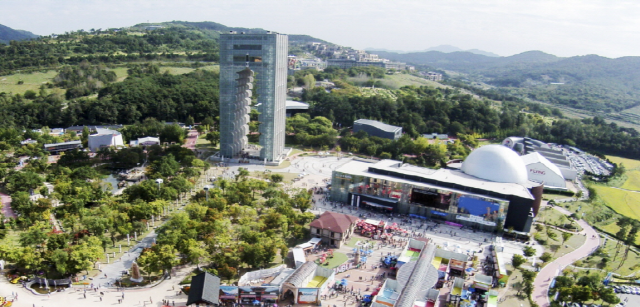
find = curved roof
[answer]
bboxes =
[283,261,317,287]
[461,145,529,184]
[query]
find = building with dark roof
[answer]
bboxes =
[331,145,544,233]
[353,119,402,140]
[187,272,220,306]
[44,140,82,154]
[309,211,358,247]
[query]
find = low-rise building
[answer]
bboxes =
[354,119,403,140]
[44,140,82,154]
[130,136,161,147]
[309,211,358,248]
[285,100,309,117]
[88,128,124,152]
[422,133,449,140]
[422,72,443,81]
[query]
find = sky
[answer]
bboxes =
[2,0,639,58]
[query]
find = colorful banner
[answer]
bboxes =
[297,288,319,304]
[219,286,238,299]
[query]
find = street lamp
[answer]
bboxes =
[155,178,163,197]
[204,185,212,201]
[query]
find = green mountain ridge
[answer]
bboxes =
[0,23,39,44]
[131,21,331,45]
[375,49,640,116]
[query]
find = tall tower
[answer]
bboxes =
[219,32,288,162]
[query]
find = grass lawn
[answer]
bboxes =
[499,268,532,307]
[319,251,348,269]
[0,230,21,247]
[543,193,573,200]
[607,155,640,170]
[289,149,303,156]
[109,67,129,81]
[536,206,581,231]
[279,172,300,184]
[592,185,640,221]
[381,74,448,89]
[345,236,362,248]
[265,160,291,169]
[161,67,197,75]
[534,226,586,260]
[577,233,640,277]
[621,170,640,191]
[0,70,59,94]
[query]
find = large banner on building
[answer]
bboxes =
[219,286,238,300]
[450,259,466,271]
[297,288,319,304]
[457,196,501,222]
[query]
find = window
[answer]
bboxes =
[233,56,263,63]
[233,44,262,50]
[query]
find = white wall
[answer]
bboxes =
[526,162,566,188]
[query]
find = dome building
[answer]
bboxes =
[461,144,529,184]
[331,145,543,234]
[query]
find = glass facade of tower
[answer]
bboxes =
[219,33,288,162]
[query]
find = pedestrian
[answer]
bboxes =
[84,293,86,299]
[100,296,103,302]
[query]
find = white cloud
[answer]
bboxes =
[1,0,639,57]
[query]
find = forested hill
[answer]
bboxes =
[131,21,330,44]
[376,50,640,115]
[0,24,39,44]
[0,22,327,75]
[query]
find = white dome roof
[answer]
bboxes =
[461,145,529,184]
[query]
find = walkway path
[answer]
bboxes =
[532,216,600,307]
[0,262,195,307]
[0,192,16,219]
[98,229,159,286]
[613,187,640,193]
[183,130,198,150]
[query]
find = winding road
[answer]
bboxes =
[532,205,600,307]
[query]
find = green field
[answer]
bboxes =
[607,155,640,171]
[621,170,640,191]
[109,67,130,81]
[578,155,640,223]
[0,70,59,94]
[593,186,640,221]
[381,74,447,89]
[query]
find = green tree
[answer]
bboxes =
[69,236,103,274]
[185,115,195,127]
[560,232,572,253]
[512,254,526,269]
[184,239,207,268]
[81,126,90,147]
[205,131,220,147]
[600,287,620,305]
[19,221,50,248]
[51,249,70,275]
[5,170,43,193]
[540,252,553,263]
[523,246,536,257]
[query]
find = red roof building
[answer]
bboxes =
[309,211,358,248]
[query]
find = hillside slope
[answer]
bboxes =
[0,24,38,44]
[377,50,640,115]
